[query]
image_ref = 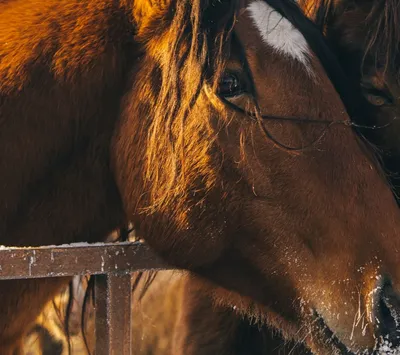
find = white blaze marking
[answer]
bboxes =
[247,1,312,72]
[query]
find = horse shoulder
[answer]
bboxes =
[0,0,134,236]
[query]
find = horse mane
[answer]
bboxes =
[298,0,335,31]
[364,0,400,77]
[300,0,400,78]
[133,0,237,212]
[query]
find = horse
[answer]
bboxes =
[300,0,400,195]
[23,1,400,353]
[2,0,400,354]
[122,1,400,354]
[111,0,400,353]
[162,1,400,353]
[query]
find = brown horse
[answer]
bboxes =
[112,0,400,353]
[117,1,400,354]
[2,0,400,354]
[23,1,400,354]
[157,1,400,354]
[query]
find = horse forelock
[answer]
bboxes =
[363,0,400,78]
[130,0,238,213]
[304,0,400,80]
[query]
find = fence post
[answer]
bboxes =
[95,273,132,355]
[0,242,169,354]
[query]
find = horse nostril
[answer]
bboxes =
[371,278,400,346]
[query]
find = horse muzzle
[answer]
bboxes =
[307,275,400,354]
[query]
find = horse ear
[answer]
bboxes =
[133,0,173,37]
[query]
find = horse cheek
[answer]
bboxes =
[137,198,231,269]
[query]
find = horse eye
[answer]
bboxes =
[362,87,393,107]
[218,73,245,98]
[365,93,392,107]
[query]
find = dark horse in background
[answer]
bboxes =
[2,0,400,354]
[301,0,400,194]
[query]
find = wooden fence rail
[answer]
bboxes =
[0,241,170,355]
